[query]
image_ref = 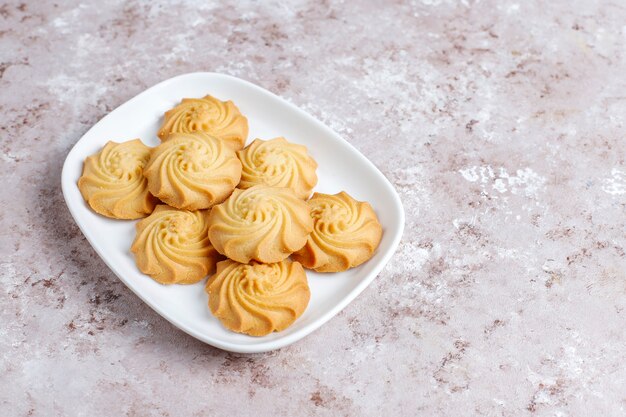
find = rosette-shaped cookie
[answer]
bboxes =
[157,95,248,150]
[78,139,157,219]
[208,185,313,263]
[206,259,310,336]
[144,132,242,210]
[237,137,318,199]
[292,192,383,272]
[130,205,221,284]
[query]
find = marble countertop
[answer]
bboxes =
[2,0,625,415]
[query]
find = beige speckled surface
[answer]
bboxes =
[1,1,625,416]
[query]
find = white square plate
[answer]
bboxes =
[61,72,404,353]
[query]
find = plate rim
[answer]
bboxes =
[61,72,405,353]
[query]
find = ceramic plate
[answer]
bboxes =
[61,72,404,353]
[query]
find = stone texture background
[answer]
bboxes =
[1,0,625,416]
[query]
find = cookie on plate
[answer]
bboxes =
[78,139,157,219]
[237,137,318,199]
[292,192,383,272]
[130,205,221,284]
[157,94,248,151]
[208,185,313,263]
[206,259,310,336]
[144,132,242,210]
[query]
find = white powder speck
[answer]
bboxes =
[601,168,626,195]
[507,3,520,13]
[459,165,546,198]
[46,75,109,105]
[459,166,479,182]
[390,165,431,210]
[191,17,206,27]
[385,240,430,275]
[52,17,67,28]
[493,178,507,193]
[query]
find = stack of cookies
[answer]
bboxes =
[77,94,383,337]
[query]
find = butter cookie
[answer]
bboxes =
[144,132,241,210]
[292,192,382,272]
[237,137,317,199]
[208,185,313,263]
[78,139,157,219]
[158,95,248,150]
[206,259,310,336]
[131,205,221,284]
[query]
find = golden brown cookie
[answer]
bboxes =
[143,132,242,210]
[237,137,318,199]
[157,94,248,150]
[78,139,157,219]
[206,259,310,336]
[208,185,313,263]
[130,205,221,284]
[292,192,383,272]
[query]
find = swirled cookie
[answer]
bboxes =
[208,185,313,263]
[78,139,157,219]
[130,205,221,284]
[237,137,318,199]
[144,132,242,210]
[292,192,383,272]
[206,259,310,336]
[157,95,248,150]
